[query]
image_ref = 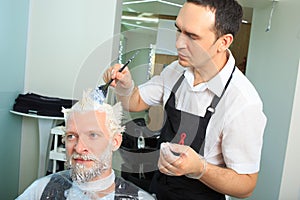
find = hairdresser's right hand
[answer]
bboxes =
[103,64,133,94]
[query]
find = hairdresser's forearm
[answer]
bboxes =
[200,164,258,198]
[116,87,149,112]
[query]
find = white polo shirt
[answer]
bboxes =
[139,52,267,174]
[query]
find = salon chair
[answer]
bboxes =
[120,118,160,192]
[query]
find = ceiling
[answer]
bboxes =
[122,0,276,25]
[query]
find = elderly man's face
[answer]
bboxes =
[65,110,120,182]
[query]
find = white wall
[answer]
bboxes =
[19,0,122,193]
[242,0,300,199]
[25,0,121,99]
[279,59,300,199]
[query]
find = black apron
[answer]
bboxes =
[149,67,235,200]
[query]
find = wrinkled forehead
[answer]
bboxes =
[66,110,108,134]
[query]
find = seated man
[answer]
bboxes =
[17,89,156,200]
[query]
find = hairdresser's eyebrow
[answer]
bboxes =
[174,23,199,39]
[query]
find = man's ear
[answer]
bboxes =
[217,33,233,52]
[112,133,122,151]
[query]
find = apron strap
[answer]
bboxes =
[206,66,236,115]
[170,66,235,116]
[171,73,185,93]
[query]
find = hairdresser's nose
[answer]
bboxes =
[176,32,187,50]
[74,137,88,154]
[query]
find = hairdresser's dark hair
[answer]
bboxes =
[186,0,243,38]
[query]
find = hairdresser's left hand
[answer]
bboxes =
[158,142,204,178]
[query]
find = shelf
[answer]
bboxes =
[10,110,64,120]
[51,126,65,135]
[49,150,66,162]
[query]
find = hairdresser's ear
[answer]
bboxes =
[112,133,122,151]
[217,33,233,52]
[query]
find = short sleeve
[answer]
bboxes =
[138,61,184,107]
[222,103,267,174]
[139,75,164,106]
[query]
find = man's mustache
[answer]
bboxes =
[71,153,99,162]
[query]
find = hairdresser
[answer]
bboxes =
[103,0,266,199]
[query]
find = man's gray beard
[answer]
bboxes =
[66,145,113,183]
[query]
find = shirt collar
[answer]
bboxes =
[184,49,235,97]
[208,49,235,97]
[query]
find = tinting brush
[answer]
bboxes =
[91,50,140,104]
